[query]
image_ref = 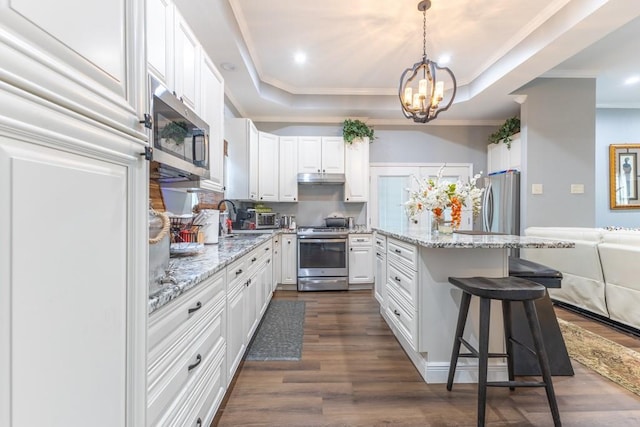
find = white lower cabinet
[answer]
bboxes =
[147,270,226,427]
[272,235,282,289]
[384,237,418,351]
[280,234,298,285]
[348,234,374,284]
[374,234,387,306]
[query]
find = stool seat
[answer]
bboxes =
[448,276,546,301]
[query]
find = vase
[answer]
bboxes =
[432,212,454,235]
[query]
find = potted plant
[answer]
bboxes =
[342,119,375,145]
[488,116,520,148]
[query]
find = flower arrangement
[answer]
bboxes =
[405,166,485,230]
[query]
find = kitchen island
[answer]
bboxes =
[373,227,575,384]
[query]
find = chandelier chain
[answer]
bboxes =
[422,7,427,58]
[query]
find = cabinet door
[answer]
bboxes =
[375,253,387,306]
[200,54,225,191]
[349,247,374,284]
[174,13,200,110]
[345,138,369,202]
[244,271,259,343]
[281,235,298,285]
[0,0,146,132]
[297,136,322,173]
[279,136,299,202]
[226,285,245,381]
[321,137,345,174]
[258,132,279,201]
[272,236,282,288]
[147,0,174,87]
[248,122,259,200]
[0,134,143,427]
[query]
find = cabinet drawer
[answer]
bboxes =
[385,283,417,351]
[226,256,248,286]
[159,340,226,427]
[375,234,387,252]
[387,238,417,269]
[349,234,372,246]
[387,261,417,305]
[148,298,225,426]
[149,270,225,354]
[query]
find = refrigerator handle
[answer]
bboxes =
[482,181,493,231]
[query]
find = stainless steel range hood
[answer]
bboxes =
[297,173,345,185]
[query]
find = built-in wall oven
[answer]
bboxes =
[297,227,349,291]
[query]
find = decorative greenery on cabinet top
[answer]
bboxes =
[342,119,375,145]
[488,116,520,148]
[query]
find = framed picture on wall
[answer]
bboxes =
[610,144,640,209]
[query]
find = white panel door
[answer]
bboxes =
[279,136,298,202]
[281,235,297,285]
[321,137,345,173]
[0,0,146,132]
[200,54,225,191]
[345,139,369,202]
[0,138,129,427]
[146,0,174,87]
[258,132,279,201]
[297,136,322,173]
[174,13,200,110]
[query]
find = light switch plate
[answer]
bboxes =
[571,184,585,194]
[532,184,543,195]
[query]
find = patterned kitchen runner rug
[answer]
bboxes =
[246,300,305,361]
[558,318,640,396]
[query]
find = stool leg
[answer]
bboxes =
[447,291,472,391]
[477,297,491,427]
[501,300,515,391]
[523,300,562,427]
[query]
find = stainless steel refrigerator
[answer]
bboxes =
[482,170,520,235]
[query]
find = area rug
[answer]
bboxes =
[246,300,305,361]
[558,318,640,396]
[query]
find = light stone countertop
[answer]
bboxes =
[374,227,576,249]
[148,233,272,314]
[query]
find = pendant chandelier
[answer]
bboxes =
[399,0,457,123]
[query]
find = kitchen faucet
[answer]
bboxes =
[216,199,237,214]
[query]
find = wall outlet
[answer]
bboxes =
[571,184,585,194]
[532,184,543,195]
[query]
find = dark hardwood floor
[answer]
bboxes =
[212,290,640,426]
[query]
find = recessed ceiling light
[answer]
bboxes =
[294,52,306,65]
[624,75,640,85]
[220,62,237,71]
[438,54,451,65]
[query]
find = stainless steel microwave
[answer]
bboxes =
[149,76,210,179]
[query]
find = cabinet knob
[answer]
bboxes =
[188,354,202,372]
[393,309,401,317]
[196,418,202,427]
[394,249,401,254]
[252,257,257,262]
[394,276,401,283]
[350,248,353,251]
[236,269,243,275]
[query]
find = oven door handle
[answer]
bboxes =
[298,238,346,243]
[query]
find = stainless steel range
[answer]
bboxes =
[297,226,349,291]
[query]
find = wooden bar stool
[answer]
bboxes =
[446,276,561,427]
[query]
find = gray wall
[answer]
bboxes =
[518,78,597,228]
[596,108,640,227]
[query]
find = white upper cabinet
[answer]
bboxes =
[0,0,147,136]
[297,136,344,174]
[225,118,259,200]
[321,137,345,174]
[344,138,370,202]
[199,54,225,192]
[257,132,279,201]
[146,0,174,88]
[297,136,322,173]
[487,133,521,174]
[173,13,200,111]
[279,136,299,202]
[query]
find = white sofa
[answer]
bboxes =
[521,227,640,331]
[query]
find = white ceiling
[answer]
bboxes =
[175,0,640,126]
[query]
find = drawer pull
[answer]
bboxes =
[393,309,401,317]
[252,257,257,262]
[235,269,243,275]
[394,249,401,254]
[188,354,202,372]
[376,252,381,256]
[265,247,270,251]
[196,418,202,427]
[394,276,401,282]
[188,301,202,315]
